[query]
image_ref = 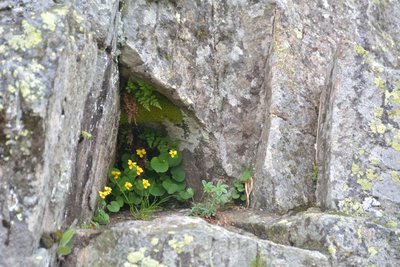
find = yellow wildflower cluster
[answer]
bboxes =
[136,148,146,158]
[169,149,177,158]
[142,179,151,189]
[112,170,121,180]
[98,186,112,199]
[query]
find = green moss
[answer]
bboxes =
[120,92,183,124]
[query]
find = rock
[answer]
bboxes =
[120,0,317,212]
[227,209,400,267]
[64,214,329,267]
[0,1,119,265]
[316,1,400,223]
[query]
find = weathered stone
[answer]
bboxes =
[120,0,317,212]
[0,1,120,265]
[65,215,329,267]
[316,1,400,223]
[227,209,400,267]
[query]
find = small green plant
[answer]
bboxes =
[56,221,76,257]
[250,253,270,267]
[91,201,110,225]
[311,164,318,185]
[99,129,193,220]
[126,79,161,111]
[189,180,229,217]
[232,169,252,202]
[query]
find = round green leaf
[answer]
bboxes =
[127,192,142,205]
[150,184,166,197]
[167,151,182,167]
[162,179,180,194]
[107,201,121,212]
[231,190,241,199]
[171,166,185,182]
[178,188,194,200]
[150,157,169,173]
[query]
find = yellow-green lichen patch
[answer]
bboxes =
[352,163,360,175]
[0,45,5,54]
[7,85,16,94]
[390,171,400,183]
[339,198,364,216]
[9,20,42,51]
[369,119,387,134]
[365,169,380,180]
[151,237,159,246]
[54,6,69,16]
[368,247,377,256]
[357,178,373,191]
[357,227,363,243]
[373,107,384,118]
[385,89,400,105]
[391,141,400,151]
[374,76,386,90]
[41,12,57,31]
[168,234,194,254]
[355,44,368,56]
[386,220,398,228]
[328,245,337,256]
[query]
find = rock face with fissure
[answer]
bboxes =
[0,1,120,265]
[316,1,400,225]
[120,0,317,213]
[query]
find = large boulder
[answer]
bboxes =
[0,1,120,265]
[228,209,400,267]
[64,214,329,267]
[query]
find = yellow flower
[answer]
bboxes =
[136,166,144,176]
[125,182,133,190]
[111,170,121,179]
[104,186,112,194]
[169,149,178,158]
[136,148,147,158]
[128,159,137,170]
[98,191,107,199]
[142,179,151,189]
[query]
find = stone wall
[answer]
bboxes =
[0,1,120,265]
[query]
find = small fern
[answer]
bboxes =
[126,79,162,111]
[138,128,176,151]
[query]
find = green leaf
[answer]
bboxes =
[171,166,185,182]
[116,196,124,207]
[150,184,166,197]
[162,179,185,194]
[92,210,109,225]
[127,192,142,205]
[107,201,121,212]
[167,151,182,167]
[232,190,241,199]
[57,246,72,256]
[59,229,74,247]
[240,194,247,201]
[240,169,252,182]
[178,188,194,200]
[150,157,169,173]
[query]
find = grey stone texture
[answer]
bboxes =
[227,209,400,267]
[0,0,120,266]
[64,215,329,267]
